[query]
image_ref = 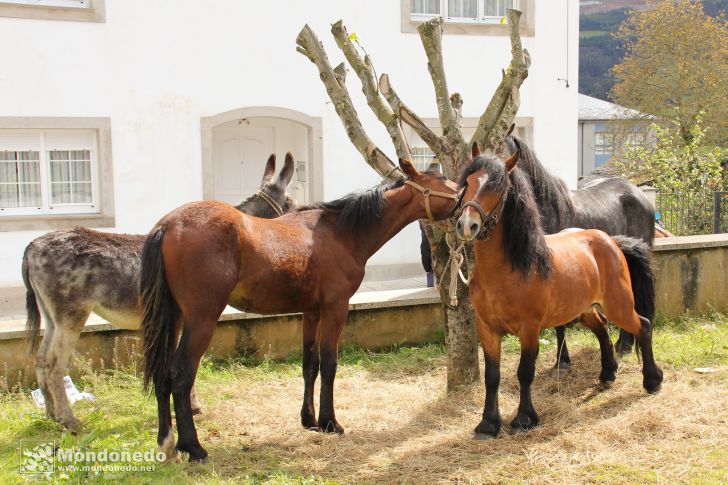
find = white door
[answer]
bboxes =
[212,125,274,205]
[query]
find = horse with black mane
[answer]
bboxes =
[503,134,655,372]
[455,150,662,438]
[23,153,296,430]
[139,158,461,462]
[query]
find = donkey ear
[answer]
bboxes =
[398,158,419,178]
[504,150,520,173]
[276,152,295,188]
[261,154,276,186]
[471,142,481,160]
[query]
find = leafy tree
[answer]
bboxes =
[611,0,728,146]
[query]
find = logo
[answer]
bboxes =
[19,440,55,475]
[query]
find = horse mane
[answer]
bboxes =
[297,178,406,234]
[459,155,553,279]
[505,135,574,233]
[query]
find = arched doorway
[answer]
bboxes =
[201,107,322,205]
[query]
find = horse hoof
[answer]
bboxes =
[597,380,615,391]
[301,412,318,430]
[473,419,500,439]
[178,444,208,463]
[510,413,538,433]
[644,381,662,394]
[318,419,344,434]
[60,416,82,432]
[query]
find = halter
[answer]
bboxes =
[255,189,284,217]
[462,186,508,241]
[404,179,461,223]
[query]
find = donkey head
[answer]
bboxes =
[236,153,298,218]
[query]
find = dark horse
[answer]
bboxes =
[503,135,655,372]
[455,151,662,438]
[139,158,461,462]
[23,153,296,430]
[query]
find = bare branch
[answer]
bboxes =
[379,74,445,157]
[331,20,411,161]
[296,24,401,180]
[471,9,531,152]
[418,18,464,147]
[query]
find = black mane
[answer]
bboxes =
[297,178,405,234]
[459,155,553,278]
[504,135,574,234]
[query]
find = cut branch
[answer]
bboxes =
[471,9,531,152]
[379,74,445,158]
[331,20,411,162]
[296,24,401,180]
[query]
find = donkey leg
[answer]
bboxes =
[317,303,348,434]
[300,311,320,430]
[474,318,503,439]
[551,325,571,376]
[34,311,56,421]
[634,316,663,393]
[581,310,618,386]
[44,311,86,430]
[171,321,216,462]
[511,328,540,433]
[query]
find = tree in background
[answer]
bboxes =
[611,0,728,146]
[296,11,530,389]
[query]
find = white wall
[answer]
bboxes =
[0,0,578,285]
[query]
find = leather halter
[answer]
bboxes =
[404,179,461,223]
[462,187,508,240]
[255,189,284,217]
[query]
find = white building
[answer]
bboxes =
[0,0,578,310]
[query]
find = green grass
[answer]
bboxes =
[579,30,608,38]
[0,316,726,484]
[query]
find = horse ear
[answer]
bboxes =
[471,142,481,159]
[506,123,516,137]
[276,152,295,188]
[505,150,520,173]
[398,158,419,178]
[261,154,276,186]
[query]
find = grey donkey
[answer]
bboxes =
[23,153,297,430]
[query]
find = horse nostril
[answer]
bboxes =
[470,222,479,235]
[456,219,464,235]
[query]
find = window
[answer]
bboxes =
[0,130,99,216]
[411,147,441,172]
[411,0,516,24]
[594,132,613,156]
[1,0,89,8]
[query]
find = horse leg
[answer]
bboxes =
[154,372,178,463]
[580,310,618,386]
[317,303,348,434]
[614,330,635,356]
[42,308,87,430]
[300,311,320,430]
[473,318,503,439]
[170,319,217,462]
[551,325,571,376]
[634,316,663,393]
[511,327,541,433]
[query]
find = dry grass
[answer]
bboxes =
[193,339,728,484]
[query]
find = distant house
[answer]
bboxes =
[578,94,652,177]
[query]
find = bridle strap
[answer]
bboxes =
[462,187,508,240]
[404,179,460,224]
[255,190,284,217]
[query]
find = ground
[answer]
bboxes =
[1,314,727,484]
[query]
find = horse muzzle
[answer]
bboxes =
[456,208,481,241]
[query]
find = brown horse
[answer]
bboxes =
[23,153,296,430]
[140,158,461,461]
[455,149,663,439]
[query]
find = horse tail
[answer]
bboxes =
[140,226,179,392]
[22,244,42,355]
[612,235,655,323]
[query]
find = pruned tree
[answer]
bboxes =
[296,10,530,389]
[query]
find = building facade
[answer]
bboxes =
[0,0,578,305]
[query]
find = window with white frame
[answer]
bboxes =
[0,129,99,216]
[594,132,614,156]
[411,146,442,172]
[1,0,90,8]
[411,0,516,24]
